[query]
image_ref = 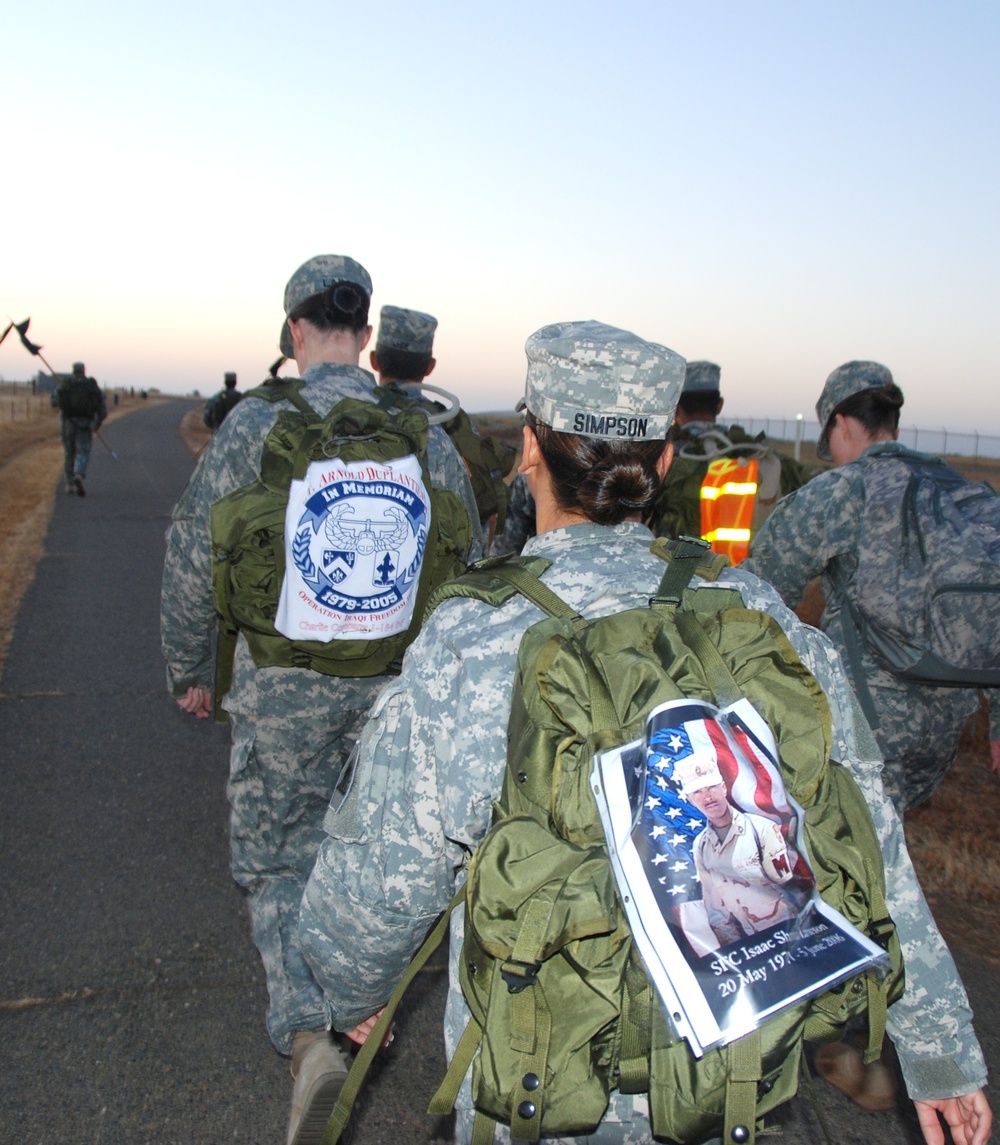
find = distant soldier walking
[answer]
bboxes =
[52,362,107,496]
[203,371,243,432]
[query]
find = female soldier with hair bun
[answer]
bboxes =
[299,328,989,1145]
[160,255,483,1145]
[747,361,999,815]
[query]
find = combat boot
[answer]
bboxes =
[286,1027,350,1145]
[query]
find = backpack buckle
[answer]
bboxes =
[866,915,895,950]
[501,958,541,994]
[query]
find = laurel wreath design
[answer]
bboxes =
[292,525,328,593]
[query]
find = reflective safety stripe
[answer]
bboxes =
[700,481,759,501]
[699,458,759,565]
[704,527,752,542]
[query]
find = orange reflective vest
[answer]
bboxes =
[699,457,759,564]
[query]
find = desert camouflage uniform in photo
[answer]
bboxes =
[299,520,987,1143]
[160,361,483,1053]
[745,440,998,812]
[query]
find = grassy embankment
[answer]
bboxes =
[4,397,999,959]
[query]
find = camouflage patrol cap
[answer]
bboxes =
[376,306,437,355]
[223,371,237,386]
[682,360,721,394]
[816,360,895,461]
[279,254,373,358]
[517,320,685,440]
[72,362,85,375]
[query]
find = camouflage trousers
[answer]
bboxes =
[61,417,94,479]
[849,665,980,813]
[227,697,376,1054]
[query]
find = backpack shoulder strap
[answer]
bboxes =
[428,554,572,614]
[244,377,320,418]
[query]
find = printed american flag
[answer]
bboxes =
[630,703,711,912]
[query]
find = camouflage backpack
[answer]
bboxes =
[209,379,473,709]
[378,382,517,532]
[830,446,1000,723]
[320,539,903,1145]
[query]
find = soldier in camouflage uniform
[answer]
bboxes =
[53,361,108,496]
[371,304,516,548]
[645,360,807,551]
[745,361,999,813]
[160,255,483,1145]
[202,370,242,432]
[299,326,990,1145]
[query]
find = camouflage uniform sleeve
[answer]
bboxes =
[426,424,484,561]
[729,572,988,1099]
[744,469,858,607]
[94,382,108,428]
[986,690,1000,742]
[299,595,519,1031]
[491,472,535,557]
[160,408,262,697]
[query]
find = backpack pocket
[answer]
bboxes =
[462,815,630,1137]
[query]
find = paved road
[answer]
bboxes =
[0,401,994,1144]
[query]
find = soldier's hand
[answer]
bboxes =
[914,1089,991,1145]
[176,686,213,720]
[344,1008,393,1049]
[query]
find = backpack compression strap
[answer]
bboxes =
[319,888,465,1145]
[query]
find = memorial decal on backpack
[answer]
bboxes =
[275,454,431,643]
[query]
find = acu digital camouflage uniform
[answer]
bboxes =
[53,362,107,493]
[300,522,987,1143]
[160,360,483,1054]
[202,371,242,432]
[745,439,998,812]
[299,320,985,1142]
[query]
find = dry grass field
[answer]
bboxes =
[4,402,998,962]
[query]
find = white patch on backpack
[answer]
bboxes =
[275,454,431,642]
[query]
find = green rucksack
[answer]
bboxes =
[209,379,474,710]
[319,539,903,1145]
[647,425,807,545]
[378,382,517,532]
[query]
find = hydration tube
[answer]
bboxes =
[393,381,461,425]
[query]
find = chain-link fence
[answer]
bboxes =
[728,416,1000,461]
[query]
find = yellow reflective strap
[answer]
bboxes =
[713,528,751,542]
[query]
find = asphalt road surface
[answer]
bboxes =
[0,401,995,1144]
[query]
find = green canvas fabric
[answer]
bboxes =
[379,383,517,530]
[427,539,903,1145]
[209,380,473,705]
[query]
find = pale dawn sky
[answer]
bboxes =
[2,1,997,432]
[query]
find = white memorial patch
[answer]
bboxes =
[275,454,431,643]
